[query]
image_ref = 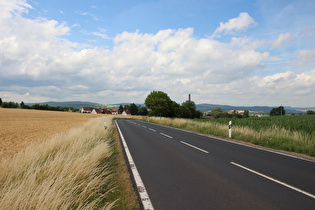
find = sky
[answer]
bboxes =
[1,0,315,107]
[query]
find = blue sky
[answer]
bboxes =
[1,0,315,107]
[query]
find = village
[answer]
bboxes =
[79,107,131,115]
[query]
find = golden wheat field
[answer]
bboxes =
[0,108,100,162]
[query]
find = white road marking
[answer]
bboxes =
[160,132,173,139]
[230,162,315,200]
[180,141,209,154]
[149,128,156,132]
[142,125,147,128]
[115,121,154,209]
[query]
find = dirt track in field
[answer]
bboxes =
[0,108,101,162]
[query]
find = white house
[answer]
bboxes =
[91,108,102,114]
[80,107,91,113]
[122,110,131,115]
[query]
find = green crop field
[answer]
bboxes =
[147,115,315,157]
[207,115,315,137]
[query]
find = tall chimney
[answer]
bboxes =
[189,94,191,101]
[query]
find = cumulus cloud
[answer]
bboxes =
[212,12,257,38]
[271,32,293,49]
[0,1,313,106]
[0,0,32,18]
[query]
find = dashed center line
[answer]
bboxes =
[149,128,156,132]
[160,132,173,139]
[142,125,147,128]
[231,162,315,200]
[180,141,209,154]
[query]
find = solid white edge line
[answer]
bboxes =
[230,162,315,200]
[115,121,154,210]
[160,132,173,139]
[180,141,209,154]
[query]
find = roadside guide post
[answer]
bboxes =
[229,121,232,138]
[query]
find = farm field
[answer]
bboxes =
[208,115,315,136]
[0,108,100,161]
[0,108,138,209]
[146,115,315,158]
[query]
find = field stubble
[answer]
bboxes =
[0,108,138,209]
[0,108,99,161]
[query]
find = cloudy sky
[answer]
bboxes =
[1,0,315,107]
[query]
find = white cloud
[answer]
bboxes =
[212,12,257,37]
[294,49,315,66]
[0,0,32,19]
[93,28,110,39]
[0,91,54,103]
[0,1,314,107]
[271,32,293,49]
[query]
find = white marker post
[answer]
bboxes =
[229,121,232,138]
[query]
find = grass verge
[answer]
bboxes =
[0,116,138,209]
[144,117,315,158]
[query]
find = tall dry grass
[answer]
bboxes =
[145,117,315,157]
[0,116,116,209]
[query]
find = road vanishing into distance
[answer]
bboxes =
[115,120,315,210]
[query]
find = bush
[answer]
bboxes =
[1,101,19,108]
[306,110,315,115]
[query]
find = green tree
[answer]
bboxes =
[306,110,315,115]
[124,105,130,111]
[0,98,2,106]
[178,106,192,118]
[129,103,138,115]
[196,110,203,118]
[118,105,124,113]
[182,100,197,118]
[210,107,223,118]
[243,110,249,118]
[138,106,148,116]
[270,106,286,116]
[20,101,25,108]
[145,91,174,117]
[1,101,19,108]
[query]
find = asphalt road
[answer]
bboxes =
[115,119,315,210]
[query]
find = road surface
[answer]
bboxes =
[115,119,315,210]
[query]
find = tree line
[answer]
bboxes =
[145,91,202,118]
[205,107,250,118]
[0,99,77,112]
[117,103,148,116]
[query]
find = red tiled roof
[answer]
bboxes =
[94,108,102,113]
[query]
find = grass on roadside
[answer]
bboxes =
[0,116,138,209]
[145,116,315,157]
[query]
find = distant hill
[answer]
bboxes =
[196,104,315,113]
[25,101,145,109]
[25,101,314,113]
[26,101,101,109]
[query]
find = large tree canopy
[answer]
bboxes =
[145,91,174,117]
[270,106,286,116]
[145,91,202,118]
[129,103,139,115]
